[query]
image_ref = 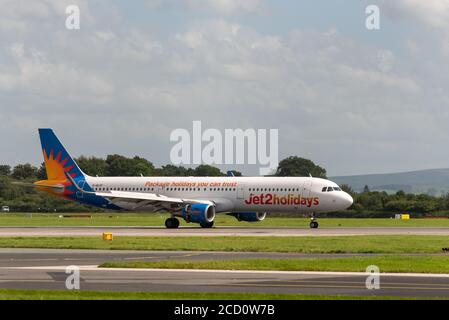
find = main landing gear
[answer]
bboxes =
[165,217,180,229]
[164,217,214,229]
[309,213,319,229]
[200,221,214,228]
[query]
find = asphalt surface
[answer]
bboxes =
[1,226,449,237]
[0,249,448,298]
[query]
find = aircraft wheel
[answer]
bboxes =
[309,221,319,229]
[165,217,180,229]
[200,221,214,228]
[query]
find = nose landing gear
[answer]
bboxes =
[309,213,319,229]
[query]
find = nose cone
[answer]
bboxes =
[340,192,353,209]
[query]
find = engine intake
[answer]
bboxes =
[181,203,215,224]
[231,212,266,222]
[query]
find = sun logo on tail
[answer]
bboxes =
[39,149,78,197]
[43,149,76,180]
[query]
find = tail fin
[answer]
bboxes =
[38,129,86,181]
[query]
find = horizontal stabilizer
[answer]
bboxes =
[12,181,64,192]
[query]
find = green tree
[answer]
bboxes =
[11,164,37,180]
[340,184,354,195]
[0,177,26,200]
[130,156,155,176]
[155,165,193,176]
[363,185,370,193]
[37,162,47,180]
[76,156,108,176]
[275,156,327,178]
[0,165,11,176]
[105,154,135,176]
[104,155,155,176]
[396,190,406,197]
[194,165,225,176]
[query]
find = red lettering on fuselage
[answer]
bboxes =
[244,193,320,207]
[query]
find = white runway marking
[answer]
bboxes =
[4,265,449,278]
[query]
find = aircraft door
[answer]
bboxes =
[301,178,313,198]
[236,184,245,199]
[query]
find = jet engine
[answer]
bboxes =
[181,203,216,225]
[230,212,266,222]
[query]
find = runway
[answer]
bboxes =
[0,226,449,237]
[0,249,448,298]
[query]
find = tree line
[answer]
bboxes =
[1,155,449,216]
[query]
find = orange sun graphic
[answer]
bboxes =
[34,149,76,197]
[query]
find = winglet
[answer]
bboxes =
[226,171,235,177]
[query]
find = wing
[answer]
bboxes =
[64,172,230,213]
[95,190,213,212]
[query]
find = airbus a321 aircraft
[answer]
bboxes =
[27,129,353,229]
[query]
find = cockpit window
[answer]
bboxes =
[322,186,342,192]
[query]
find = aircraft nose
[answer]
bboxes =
[341,192,353,209]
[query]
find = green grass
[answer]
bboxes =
[100,256,449,274]
[0,235,449,253]
[0,288,421,300]
[1,213,449,227]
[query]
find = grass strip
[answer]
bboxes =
[100,256,449,274]
[0,235,448,253]
[1,214,449,228]
[0,288,422,300]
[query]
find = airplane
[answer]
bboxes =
[26,129,353,229]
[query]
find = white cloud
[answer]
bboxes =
[145,0,264,15]
[0,42,113,105]
[382,0,449,55]
[1,3,449,175]
[383,0,449,30]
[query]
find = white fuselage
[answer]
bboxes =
[85,176,353,214]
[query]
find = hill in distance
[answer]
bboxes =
[330,168,449,196]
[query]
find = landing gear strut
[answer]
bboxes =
[200,221,214,228]
[309,213,319,229]
[165,217,180,229]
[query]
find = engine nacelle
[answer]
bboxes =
[181,203,216,224]
[231,212,266,222]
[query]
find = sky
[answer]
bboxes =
[1,0,449,176]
